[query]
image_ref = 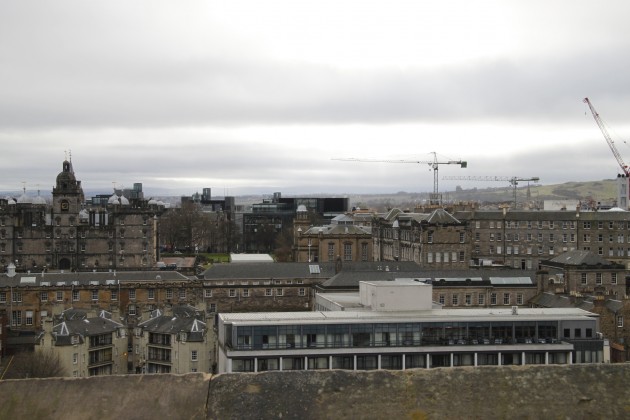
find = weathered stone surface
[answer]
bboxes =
[1,365,630,419]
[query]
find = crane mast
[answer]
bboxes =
[333,152,467,205]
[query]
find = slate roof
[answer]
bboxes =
[454,210,630,221]
[0,270,191,288]
[546,250,613,267]
[201,262,338,280]
[52,308,124,346]
[318,267,537,290]
[138,305,206,342]
[304,224,371,235]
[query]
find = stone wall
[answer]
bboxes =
[1,365,629,419]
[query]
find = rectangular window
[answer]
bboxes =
[478,294,485,306]
[11,310,21,326]
[0,292,7,303]
[343,243,352,261]
[465,294,471,306]
[618,315,624,327]
[438,294,445,305]
[12,291,22,302]
[581,273,587,285]
[129,289,136,300]
[265,289,272,296]
[459,251,465,262]
[57,291,64,302]
[242,289,250,297]
[459,232,465,243]
[204,289,212,298]
[191,350,198,362]
[452,294,459,306]
[229,289,236,298]
[25,310,33,326]
[40,291,48,302]
[166,289,173,299]
[148,289,155,300]
[111,290,118,301]
[179,289,186,299]
[298,288,306,296]
[427,232,434,243]
[73,353,78,365]
[209,303,217,312]
[516,294,523,305]
[490,293,497,305]
[91,290,98,301]
[128,305,137,316]
[596,273,602,285]
[503,293,510,305]
[72,290,80,301]
[361,243,369,261]
[276,288,283,296]
[612,273,618,284]
[328,243,335,261]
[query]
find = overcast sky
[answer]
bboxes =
[2,1,630,197]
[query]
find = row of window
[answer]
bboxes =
[426,251,466,264]
[438,292,524,306]
[478,220,625,230]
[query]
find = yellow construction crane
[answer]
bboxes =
[333,152,467,205]
[443,176,540,207]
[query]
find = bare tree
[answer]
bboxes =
[7,349,66,379]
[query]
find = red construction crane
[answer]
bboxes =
[583,97,630,176]
[333,152,467,205]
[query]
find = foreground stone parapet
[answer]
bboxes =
[1,365,629,419]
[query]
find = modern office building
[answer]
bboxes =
[217,280,607,373]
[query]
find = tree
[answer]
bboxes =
[274,227,294,262]
[7,349,66,379]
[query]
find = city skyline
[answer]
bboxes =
[2,1,630,195]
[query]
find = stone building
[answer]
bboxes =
[134,305,210,374]
[372,208,469,268]
[538,250,629,299]
[0,159,165,272]
[38,308,128,377]
[454,207,630,270]
[294,208,373,263]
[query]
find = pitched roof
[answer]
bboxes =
[547,250,613,267]
[202,262,337,280]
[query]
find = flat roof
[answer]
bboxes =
[219,307,598,326]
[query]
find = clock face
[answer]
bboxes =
[61,201,69,211]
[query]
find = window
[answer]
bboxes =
[465,294,472,306]
[580,273,587,285]
[516,294,523,305]
[563,328,570,338]
[503,293,510,305]
[596,273,602,285]
[73,353,78,365]
[12,291,21,302]
[265,289,272,296]
[204,289,212,298]
[191,350,198,362]
[56,291,64,302]
[166,288,173,299]
[451,294,459,306]
[298,288,306,296]
[438,294,445,305]
[427,253,433,263]
[427,232,434,243]
[276,288,283,296]
[11,310,21,326]
[574,328,581,338]
[490,293,497,305]
[228,289,236,298]
[25,310,33,326]
[459,232,465,243]
[146,288,154,300]
[459,251,465,262]
[128,305,137,316]
[0,292,5,303]
[478,294,485,306]
[209,303,217,312]
[617,315,624,328]
[179,289,186,299]
[242,289,250,297]
[72,290,80,301]
[111,290,118,301]
[361,243,369,261]
[328,243,335,261]
[343,243,352,261]
[612,273,618,285]
[129,289,136,300]
[40,291,48,302]
[91,290,98,301]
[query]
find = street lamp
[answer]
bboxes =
[296,227,302,262]
[308,238,312,263]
